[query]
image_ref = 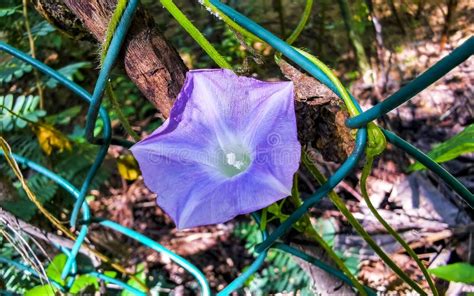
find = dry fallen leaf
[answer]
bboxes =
[33,124,72,155]
[117,154,141,181]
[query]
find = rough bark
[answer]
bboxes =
[279,60,354,162]
[34,0,187,118]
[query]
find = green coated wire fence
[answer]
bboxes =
[0,0,473,295]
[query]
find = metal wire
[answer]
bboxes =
[346,38,474,129]
[0,152,211,295]
[0,0,473,295]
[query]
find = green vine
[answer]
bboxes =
[160,0,232,69]
[100,0,140,142]
[105,82,140,141]
[290,174,368,295]
[361,157,439,295]
[200,0,263,43]
[294,49,386,157]
[285,0,313,45]
[100,0,128,64]
[302,150,427,295]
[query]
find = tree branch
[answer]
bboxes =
[0,206,96,262]
[34,0,187,117]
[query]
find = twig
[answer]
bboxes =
[22,0,45,109]
[0,207,95,260]
[0,138,147,291]
[408,230,453,250]
[337,180,363,202]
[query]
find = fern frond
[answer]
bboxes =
[0,95,45,132]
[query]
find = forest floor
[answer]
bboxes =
[87,1,473,294]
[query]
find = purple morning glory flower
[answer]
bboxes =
[131,69,301,229]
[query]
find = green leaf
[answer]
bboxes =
[344,255,360,276]
[46,254,67,285]
[25,285,56,296]
[0,131,59,220]
[410,124,474,171]
[121,263,147,296]
[104,271,117,278]
[267,203,289,223]
[0,58,33,84]
[45,105,82,125]
[0,6,20,17]
[28,21,56,37]
[233,222,310,293]
[314,217,337,247]
[1,95,45,132]
[335,249,360,276]
[0,235,37,293]
[54,144,111,190]
[429,262,474,283]
[69,274,99,293]
[45,62,91,88]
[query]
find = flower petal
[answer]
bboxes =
[131,69,301,229]
[184,69,295,142]
[175,166,292,228]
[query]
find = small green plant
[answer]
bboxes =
[0,94,45,131]
[25,253,112,295]
[234,221,312,294]
[410,124,474,171]
[0,235,37,294]
[0,58,32,84]
[429,262,474,284]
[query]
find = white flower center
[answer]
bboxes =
[218,147,251,177]
[226,152,245,170]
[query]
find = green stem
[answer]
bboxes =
[99,0,141,142]
[260,208,268,231]
[101,0,128,64]
[361,157,438,296]
[105,82,140,142]
[290,174,367,296]
[160,0,232,69]
[302,151,427,295]
[295,49,358,116]
[275,0,313,61]
[286,0,313,45]
[22,0,44,109]
[337,0,372,77]
[1,106,32,125]
[201,0,263,43]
